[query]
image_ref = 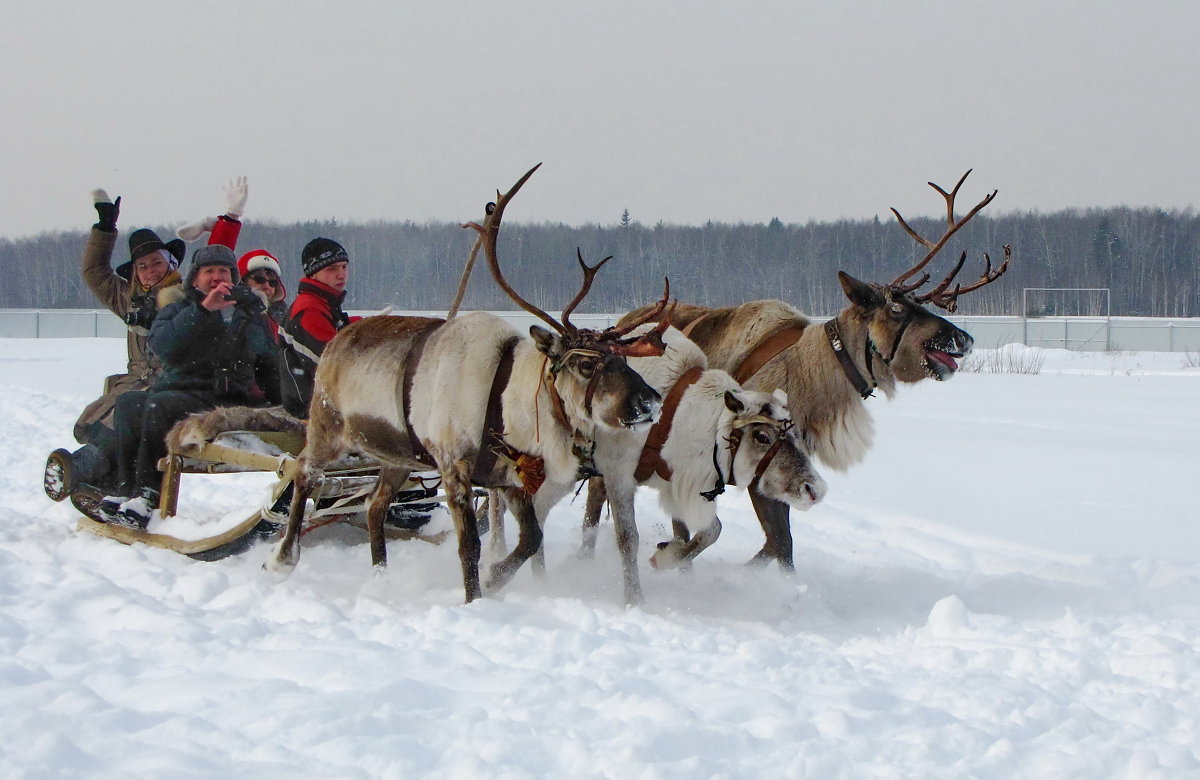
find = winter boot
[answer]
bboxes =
[113,488,160,531]
[44,449,74,502]
[96,495,130,524]
[384,502,435,532]
[43,444,112,502]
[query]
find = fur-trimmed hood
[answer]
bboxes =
[157,282,270,311]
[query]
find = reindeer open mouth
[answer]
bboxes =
[923,346,963,380]
[623,410,657,429]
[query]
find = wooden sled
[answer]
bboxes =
[74,408,457,560]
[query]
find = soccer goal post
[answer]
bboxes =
[1021,288,1111,351]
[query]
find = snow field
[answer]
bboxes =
[1,338,1197,778]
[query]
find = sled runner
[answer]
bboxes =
[73,407,457,559]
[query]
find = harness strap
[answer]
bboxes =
[633,366,704,483]
[402,322,443,467]
[541,358,574,432]
[732,325,805,385]
[748,433,787,493]
[824,319,875,400]
[724,428,745,489]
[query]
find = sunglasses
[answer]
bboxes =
[247,272,280,287]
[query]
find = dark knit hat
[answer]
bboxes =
[302,237,349,277]
[185,244,240,288]
[117,228,186,281]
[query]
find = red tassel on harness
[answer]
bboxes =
[514,453,546,495]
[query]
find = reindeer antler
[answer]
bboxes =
[607,277,672,339]
[560,249,613,334]
[463,165,667,358]
[462,164,568,333]
[915,245,1011,313]
[888,169,1009,309]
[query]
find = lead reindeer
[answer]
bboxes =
[619,170,1010,570]
[266,165,668,603]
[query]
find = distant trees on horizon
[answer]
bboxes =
[3,205,1197,318]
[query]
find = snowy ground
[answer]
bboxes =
[2,337,1198,779]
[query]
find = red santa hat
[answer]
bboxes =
[238,249,282,279]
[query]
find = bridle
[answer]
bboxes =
[824,289,917,400]
[542,346,626,480]
[703,413,796,501]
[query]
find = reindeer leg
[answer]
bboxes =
[579,476,607,559]
[485,488,508,558]
[606,476,643,606]
[748,488,795,571]
[267,396,345,577]
[671,519,690,542]
[366,465,410,569]
[264,458,320,576]
[442,457,483,603]
[652,517,720,571]
[484,488,542,593]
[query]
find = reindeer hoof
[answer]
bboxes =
[650,540,687,571]
[262,550,297,581]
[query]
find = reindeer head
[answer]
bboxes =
[838,271,976,382]
[841,170,1011,383]
[724,389,825,510]
[465,164,670,431]
[529,324,664,430]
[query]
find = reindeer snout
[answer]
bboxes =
[799,474,828,508]
[953,328,974,356]
[623,387,662,428]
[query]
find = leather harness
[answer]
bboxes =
[403,331,546,494]
[633,366,704,483]
[823,318,876,400]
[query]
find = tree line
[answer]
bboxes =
[3,206,1197,317]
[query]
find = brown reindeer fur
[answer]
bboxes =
[165,406,306,452]
[626,300,886,472]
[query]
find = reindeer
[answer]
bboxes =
[265,166,667,603]
[618,170,1010,570]
[578,324,827,572]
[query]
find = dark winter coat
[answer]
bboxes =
[74,227,183,442]
[149,285,281,406]
[278,277,359,417]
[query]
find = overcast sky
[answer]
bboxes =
[3,1,1197,241]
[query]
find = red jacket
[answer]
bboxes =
[278,278,360,416]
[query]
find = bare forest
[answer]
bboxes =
[4,207,1197,317]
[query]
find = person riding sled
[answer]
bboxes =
[44,180,250,502]
[278,237,359,418]
[98,243,280,529]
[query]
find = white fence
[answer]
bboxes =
[1,309,1199,352]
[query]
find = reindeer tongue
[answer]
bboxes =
[926,350,959,371]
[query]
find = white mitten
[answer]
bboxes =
[91,188,112,205]
[176,216,218,241]
[223,176,249,219]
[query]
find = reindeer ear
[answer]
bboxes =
[530,325,563,359]
[838,271,883,310]
[723,390,746,414]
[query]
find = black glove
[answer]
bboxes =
[94,196,121,233]
[225,284,266,314]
